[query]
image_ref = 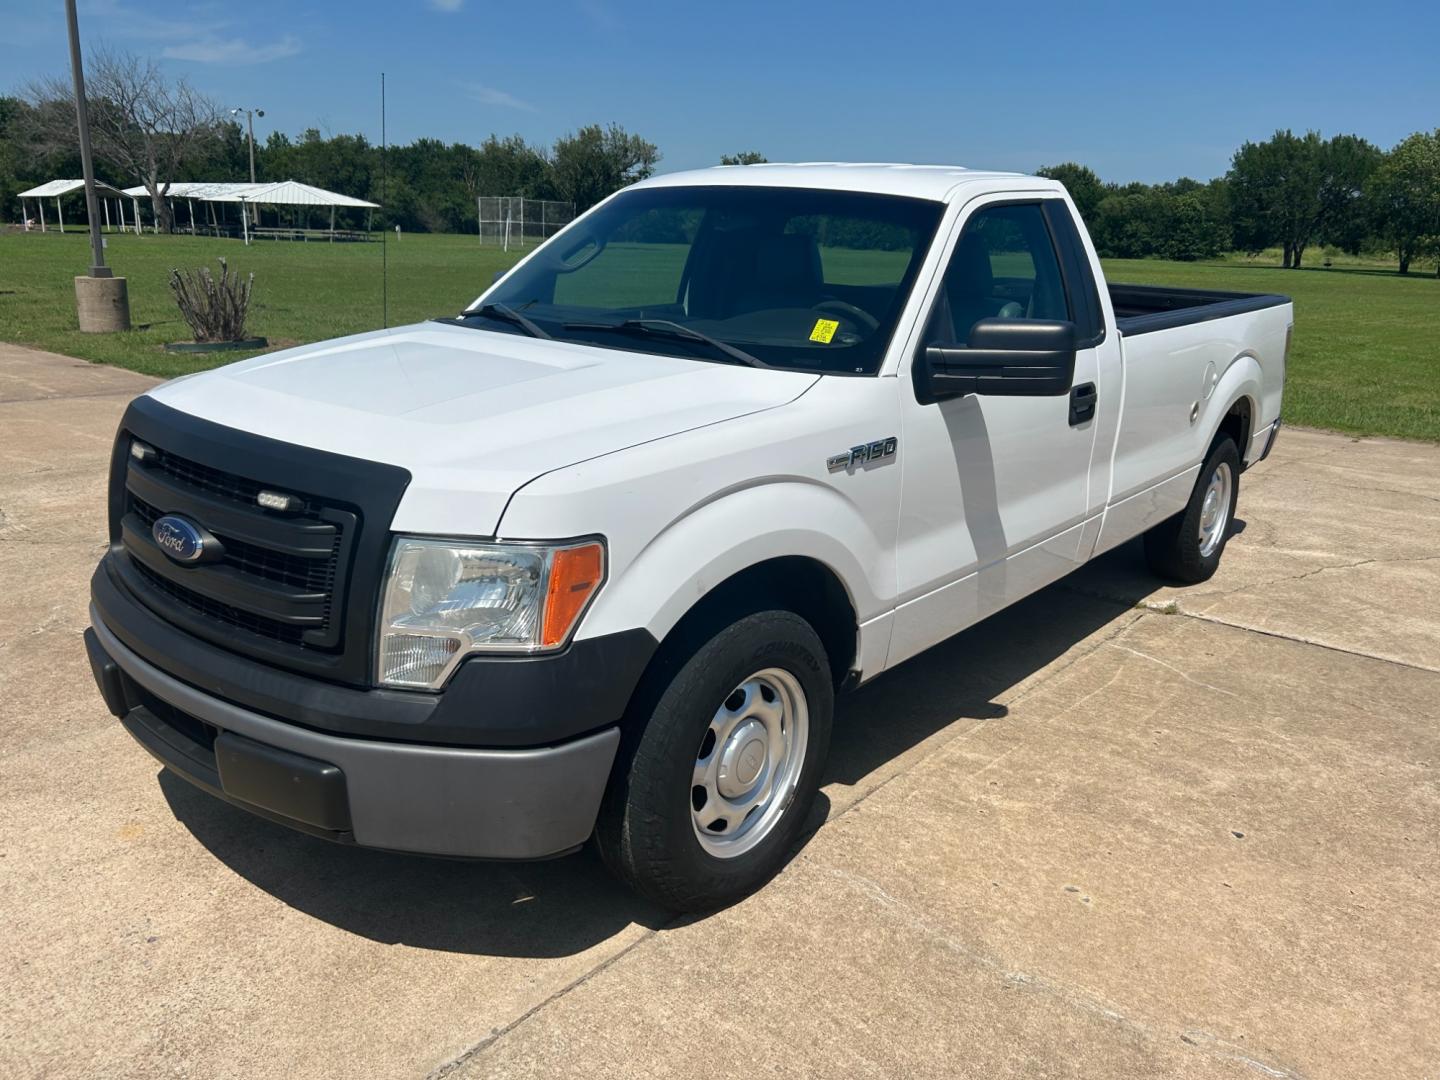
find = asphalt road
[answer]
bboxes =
[2,342,1436,1079]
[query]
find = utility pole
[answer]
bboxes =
[231,107,265,183]
[66,0,130,331]
[67,0,106,277]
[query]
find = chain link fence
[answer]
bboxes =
[477,197,576,249]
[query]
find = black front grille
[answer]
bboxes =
[129,494,341,604]
[131,558,309,646]
[150,446,324,517]
[119,444,356,656]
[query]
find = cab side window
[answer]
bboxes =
[926,203,1070,346]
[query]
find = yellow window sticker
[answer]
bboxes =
[809,318,840,344]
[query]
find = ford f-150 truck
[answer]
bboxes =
[86,164,1290,910]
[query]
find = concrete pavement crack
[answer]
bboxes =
[824,867,1310,1080]
[1103,640,1243,698]
[1162,607,1440,674]
[1005,608,1148,709]
[0,388,147,406]
[425,928,663,1079]
[1063,563,1440,674]
[1186,553,1440,601]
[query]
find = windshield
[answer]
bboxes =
[468,185,944,375]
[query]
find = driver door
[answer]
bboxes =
[887,195,1105,668]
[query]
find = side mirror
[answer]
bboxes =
[917,318,1077,402]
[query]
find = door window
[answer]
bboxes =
[926,203,1070,346]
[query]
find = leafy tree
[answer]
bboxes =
[23,48,223,232]
[1228,130,1324,268]
[1088,179,1229,261]
[471,134,552,200]
[1228,130,1379,268]
[549,123,659,211]
[1162,189,1224,260]
[1037,162,1106,221]
[188,119,249,183]
[1365,130,1440,274]
[1091,187,1160,258]
[1317,134,1383,254]
[720,151,767,165]
[0,97,35,222]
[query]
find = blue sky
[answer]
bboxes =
[2,0,1436,185]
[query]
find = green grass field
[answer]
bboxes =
[1,230,1436,440]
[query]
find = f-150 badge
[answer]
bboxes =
[828,436,897,472]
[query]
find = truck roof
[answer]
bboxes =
[634,162,1048,202]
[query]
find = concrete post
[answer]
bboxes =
[75,276,131,332]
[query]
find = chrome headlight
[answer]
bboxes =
[376,537,605,690]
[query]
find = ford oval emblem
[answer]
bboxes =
[152,515,206,563]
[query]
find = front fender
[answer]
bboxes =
[576,479,891,647]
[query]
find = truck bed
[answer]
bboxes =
[1110,283,1291,337]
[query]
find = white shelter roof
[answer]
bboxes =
[18,178,131,200]
[235,180,379,208]
[120,179,377,208]
[121,182,268,199]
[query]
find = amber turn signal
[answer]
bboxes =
[541,542,606,648]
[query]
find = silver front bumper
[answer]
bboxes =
[91,609,619,859]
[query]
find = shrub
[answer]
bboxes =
[169,258,254,342]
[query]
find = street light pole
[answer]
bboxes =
[65,0,107,278]
[231,107,265,183]
[65,0,130,331]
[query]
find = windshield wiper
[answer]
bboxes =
[561,318,770,369]
[460,302,552,340]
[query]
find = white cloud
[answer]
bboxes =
[162,35,302,64]
[82,0,205,41]
[428,0,465,10]
[461,83,537,112]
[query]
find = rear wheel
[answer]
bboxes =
[1144,436,1240,584]
[596,610,833,912]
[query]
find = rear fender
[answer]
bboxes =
[1208,352,1263,463]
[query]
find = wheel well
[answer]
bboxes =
[652,557,859,692]
[1218,396,1253,461]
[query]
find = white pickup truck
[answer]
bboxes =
[87,164,1290,910]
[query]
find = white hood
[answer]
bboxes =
[148,321,819,536]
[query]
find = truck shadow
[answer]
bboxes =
[821,539,1158,792]
[160,540,1165,959]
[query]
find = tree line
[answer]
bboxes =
[2,49,659,234]
[3,51,1437,273]
[1040,129,1440,274]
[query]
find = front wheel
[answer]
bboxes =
[1144,436,1240,584]
[596,610,833,912]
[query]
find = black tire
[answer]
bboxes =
[1144,436,1240,584]
[596,610,833,912]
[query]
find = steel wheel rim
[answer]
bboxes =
[1197,460,1232,558]
[690,667,809,859]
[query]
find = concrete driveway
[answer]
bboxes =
[3,342,1437,1079]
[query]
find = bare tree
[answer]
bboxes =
[25,47,222,232]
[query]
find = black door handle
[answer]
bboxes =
[1069,382,1097,426]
